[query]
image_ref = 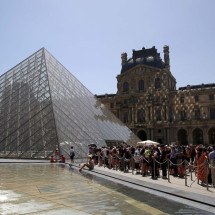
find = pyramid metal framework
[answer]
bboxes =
[0,48,139,159]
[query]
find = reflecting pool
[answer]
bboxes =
[0,163,212,215]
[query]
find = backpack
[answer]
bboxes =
[70,150,75,157]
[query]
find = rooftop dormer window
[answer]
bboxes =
[122,82,129,93]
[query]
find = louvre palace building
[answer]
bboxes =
[96,46,215,146]
[0,48,139,159]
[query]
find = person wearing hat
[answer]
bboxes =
[79,155,95,172]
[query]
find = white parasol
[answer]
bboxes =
[137,140,160,146]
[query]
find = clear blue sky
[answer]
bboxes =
[0,0,215,95]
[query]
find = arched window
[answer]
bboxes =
[137,130,147,141]
[193,128,204,145]
[208,127,215,145]
[138,80,144,91]
[155,77,161,90]
[123,82,129,93]
[137,109,145,123]
[177,129,188,145]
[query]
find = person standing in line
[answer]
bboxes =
[196,145,208,185]
[69,146,75,163]
[209,145,215,187]
[170,145,178,176]
[102,147,107,166]
[133,146,141,174]
[159,144,168,179]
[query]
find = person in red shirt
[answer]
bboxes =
[60,155,65,163]
[50,155,55,163]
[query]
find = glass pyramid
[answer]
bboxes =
[0,48,139,159]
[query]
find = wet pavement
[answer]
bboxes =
[0,160,214,215]
[89,163,215,206]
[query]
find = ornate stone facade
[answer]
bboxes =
[96,46,215,146]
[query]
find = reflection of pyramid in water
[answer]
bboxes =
[0,48,139,159]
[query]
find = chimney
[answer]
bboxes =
[121,52,127,66]
[163,45,170,70]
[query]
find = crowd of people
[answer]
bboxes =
[49,142,215,187]
[86,143,215,187]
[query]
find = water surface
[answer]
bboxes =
[0,163,212,215]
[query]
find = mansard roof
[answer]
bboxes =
[178,83,215,91]
[121,46,165,74]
